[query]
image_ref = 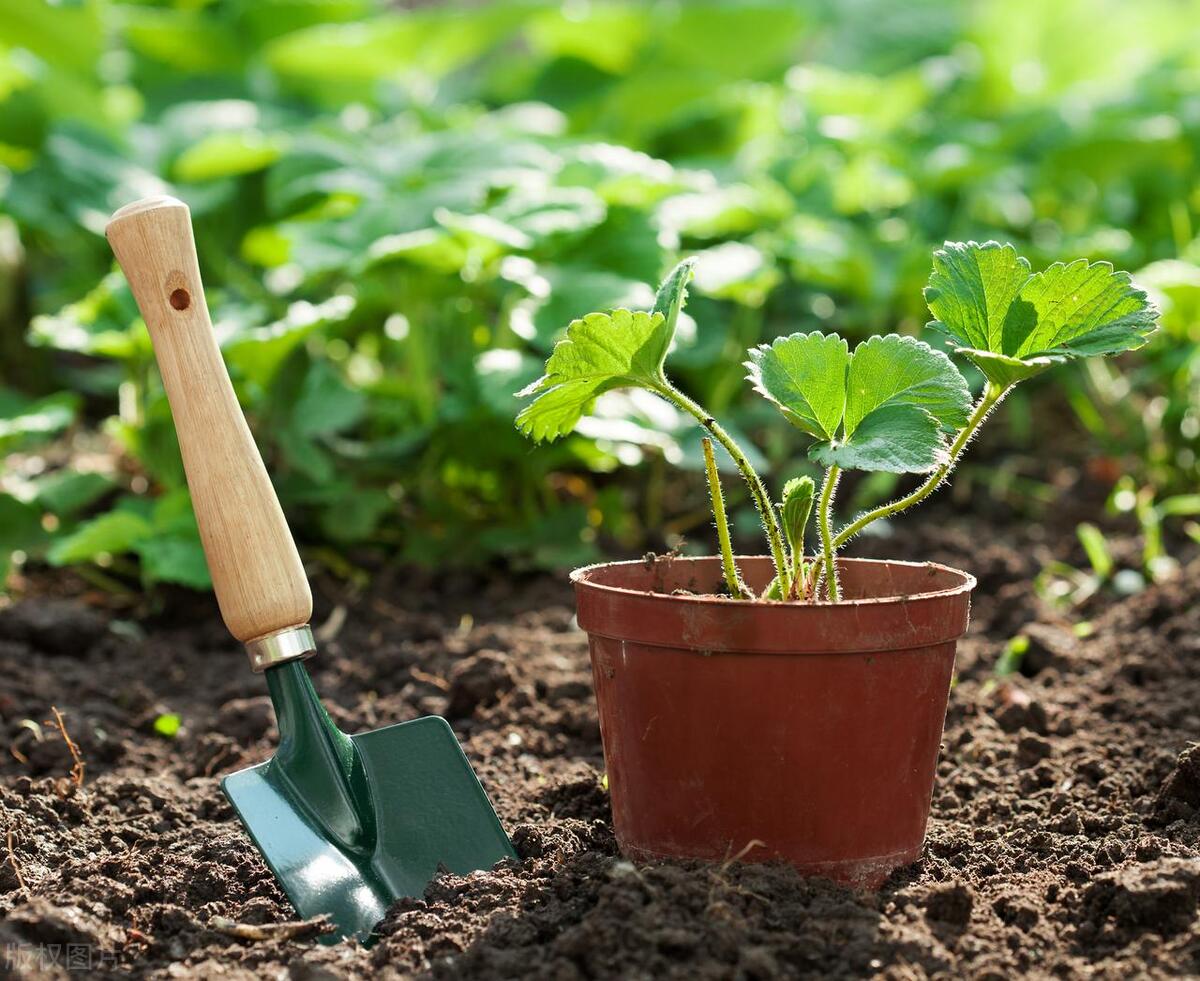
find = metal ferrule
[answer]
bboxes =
[246,625,317,672]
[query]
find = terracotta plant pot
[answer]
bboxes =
[572,555,975,888]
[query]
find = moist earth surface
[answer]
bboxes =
[0,519,1198,979]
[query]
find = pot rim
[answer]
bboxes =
[570,555,976,608]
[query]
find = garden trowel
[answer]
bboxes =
[106,196,516,941]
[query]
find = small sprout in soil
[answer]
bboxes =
[153,713,183,739]
[995,635,1030,678]
[9,718,43,765]
[1076,523,1115,581]
[516,242,1158,602]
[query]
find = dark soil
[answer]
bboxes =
[1,520,1198,979]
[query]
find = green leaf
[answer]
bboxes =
[0,391,80,451]
[367,228,469,274]
[924,241,1030,354]
[0,494,47,554]
[946,349,1053,388]
[0,493,47,589]
[48,512,152,566]
[843,335,971,436]
[173,131,287,183]
[507,265,655,352]
[1076,522,1114,580]
[264,8,525,84]
[810,403,949,473]
[926,241,1158,386]
[1013,259,1158,359]
[124,7,246,73]
[692,242,781,307]
[745,332,849,440]
[652,257,697,334]
[30,471,113,518]
[491,187,606,244]
[318,488,393,544]
[293,362,366,437]
[1158,494,1200,518]
[136,536,212,590]
[29,273,149,362]
[222,295,356,388]
[817,335,970,473]
[516,309,673,442]
[749,333,971,474]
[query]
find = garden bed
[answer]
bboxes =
[0,519,1198,979]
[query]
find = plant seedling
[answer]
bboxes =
[516,242,1158,601]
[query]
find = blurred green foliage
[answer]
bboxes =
[1,0,1198,587]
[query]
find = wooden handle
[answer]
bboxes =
[106,196,311,644]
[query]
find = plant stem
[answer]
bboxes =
[789,545,803,601]
[653,381,791,596]
[832,382,1010,549]
[702,437,747,599]
[817,465,841,601]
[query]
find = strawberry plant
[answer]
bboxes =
[517,242,1159,601]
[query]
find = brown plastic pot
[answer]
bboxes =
[572,555,975,888]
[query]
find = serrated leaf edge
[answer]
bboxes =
[514,308,669,443]
[743,330,849,441]
[925,241,1159,368]
[843,333,971,437]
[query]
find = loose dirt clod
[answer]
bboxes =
[445,651,516,718]
[1081,859,1200,935]
[1153,743,1200,824]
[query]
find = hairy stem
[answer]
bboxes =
[654,382,790,596]
[832,382,1011,549]
[817,466,841,601]
[702,437,747,599]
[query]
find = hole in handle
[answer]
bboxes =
[169,288,191,311]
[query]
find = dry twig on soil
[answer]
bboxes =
[46,706,85,789]
[6,829,31,899]
[209,916,333,942]
[409,666,450,691]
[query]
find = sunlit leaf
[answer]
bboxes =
[30,471,113,518]
[48,511,152,566]
[926,241,1159,386]
[749,332,970,473]
[0,390,79,450]
[516,309,673,442]
[745,332,849,440]
[173,131,288,183]
[137,533,211,588]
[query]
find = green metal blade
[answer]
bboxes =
[222,662,515,942]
